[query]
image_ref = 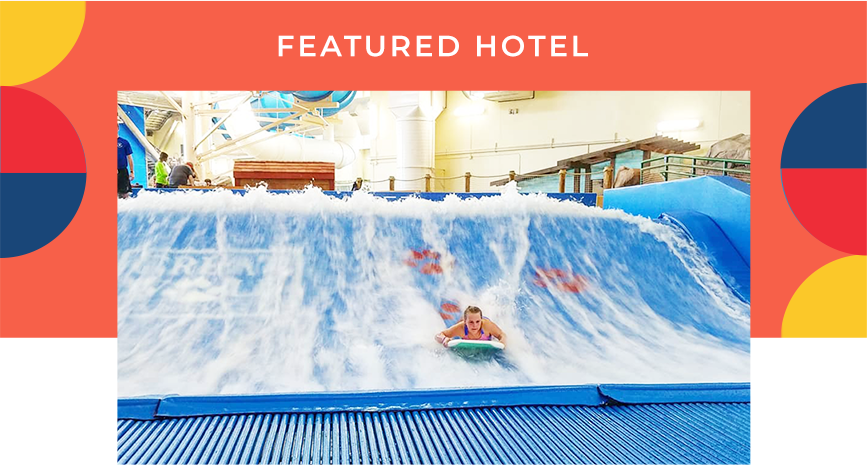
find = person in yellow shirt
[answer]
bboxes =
[154,152,170,188]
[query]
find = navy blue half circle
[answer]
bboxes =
[0,173,86,258]
[782,83,867,168]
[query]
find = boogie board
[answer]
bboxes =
[447,339,504,359]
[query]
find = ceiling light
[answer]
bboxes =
[454,105,485,117]
[657,119,701,132]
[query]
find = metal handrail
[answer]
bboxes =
[640,154,751,183]
[643,155,751,165]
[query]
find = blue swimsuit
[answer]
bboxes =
[463,324,492,341]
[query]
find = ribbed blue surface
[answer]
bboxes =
[118,385,750,464]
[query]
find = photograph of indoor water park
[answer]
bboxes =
[117,91,751,464]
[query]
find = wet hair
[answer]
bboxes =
[159,152,169,162]
[463,306,483,320]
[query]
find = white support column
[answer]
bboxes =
[395,110,435,191]
[195,91,215,179]
[182,92,197,165]
[389,91,444,191]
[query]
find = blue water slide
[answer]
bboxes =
[211,117,230,140]
[289,91,333,102]
[214,92,299,133]
[251,91,299,131]
[281,91,356,117]
[320,91,356,117]
[210,91,358,168]
[222,91,357,131]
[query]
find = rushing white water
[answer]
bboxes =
[118,185,749,397]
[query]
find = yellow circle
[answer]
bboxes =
[782,255,867,338]
[0,1,86,86]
